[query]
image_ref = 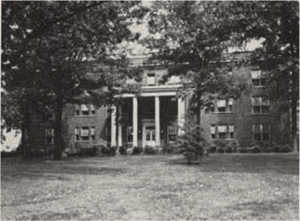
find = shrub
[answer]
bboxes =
[82,146,99,156]
[274,145,281,153]
[118,146,128,155]
[239,148,248,153]
[282,144,292,153]
[144,146,156,155]
[225,146,233,153]
[251,145,260,153]
[132,146,143,155]
[230,139,240,153]
[214,140,227,149]
[209,145,217,153]
[218,147,225,153]
[162,144,174,154]
[100,145,116,156]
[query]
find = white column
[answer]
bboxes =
[133,97,138,147]
[118,106,122,147]
[111,105,116,146]
[178,97,185,136]
[155,96,160,146]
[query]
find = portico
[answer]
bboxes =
[111,85,186,147]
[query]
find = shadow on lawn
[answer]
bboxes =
[167,154,299,176]
[1,157,126,180]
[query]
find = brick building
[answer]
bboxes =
[36,52,291,151]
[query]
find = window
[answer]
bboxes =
[127,126,133,142]
[210,124,234,139]
[211,124,216,139]
[218,125,227,139]
[75,126,96,141]
[81,104,89,116]
[91,127,96,141]
[252,97,270,114]
[215,98,234,113]
[217,100,226,112]
[45,128,54,144]
[168,126,177,142]
[147,73,155,85]
[90,105,96,115]
[229,125,234,139]
[81,127,89,141]
[253,124,270,141]
[75,127,80,141]
[75,104,96,116]
[251,69,267,86]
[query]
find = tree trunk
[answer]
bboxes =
[53,99,64,160]
[291,70,298,152]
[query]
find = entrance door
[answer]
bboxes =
[145,126,156,147]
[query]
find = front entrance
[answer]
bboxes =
[142,119,156,147]
[145,126,156,146]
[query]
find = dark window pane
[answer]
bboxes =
[82,136,89,141]
[218,107,226,112]
[253,133,261,141]
[253,106,261,113]
[82,110,89,116]
[46,137,53,144]
[262,133,270,141]
[219,132,227,139]
[252,79,260,86]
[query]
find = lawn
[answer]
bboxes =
[1,153,299,220]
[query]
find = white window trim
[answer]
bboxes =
[252,97,270,114]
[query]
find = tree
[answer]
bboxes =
[226,1,299,151]
[1,1,147,160]
[141,1,246,158]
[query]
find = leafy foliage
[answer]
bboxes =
[227,2,299,151]
[1,2,147,159]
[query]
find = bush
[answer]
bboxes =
[118,146,128,155]
[251,145,260,153]
[282,144,292,153]
[100,145,116,156]
[274,145,281,153]
[239,148,248,153]
[144,146,155,155]
[214,140,227,149]
[218,147,225,153]
[82,146,99,156]
[1,151,17,158]
[132,146,143,155]
[209,145,217,154]
[225,146,233,153]
[162,144,174,154]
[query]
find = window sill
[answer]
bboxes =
[251,113,270,115]
[75,115,96,117]
[211,112,234,114]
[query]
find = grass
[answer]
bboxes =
[1,153,299,220]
